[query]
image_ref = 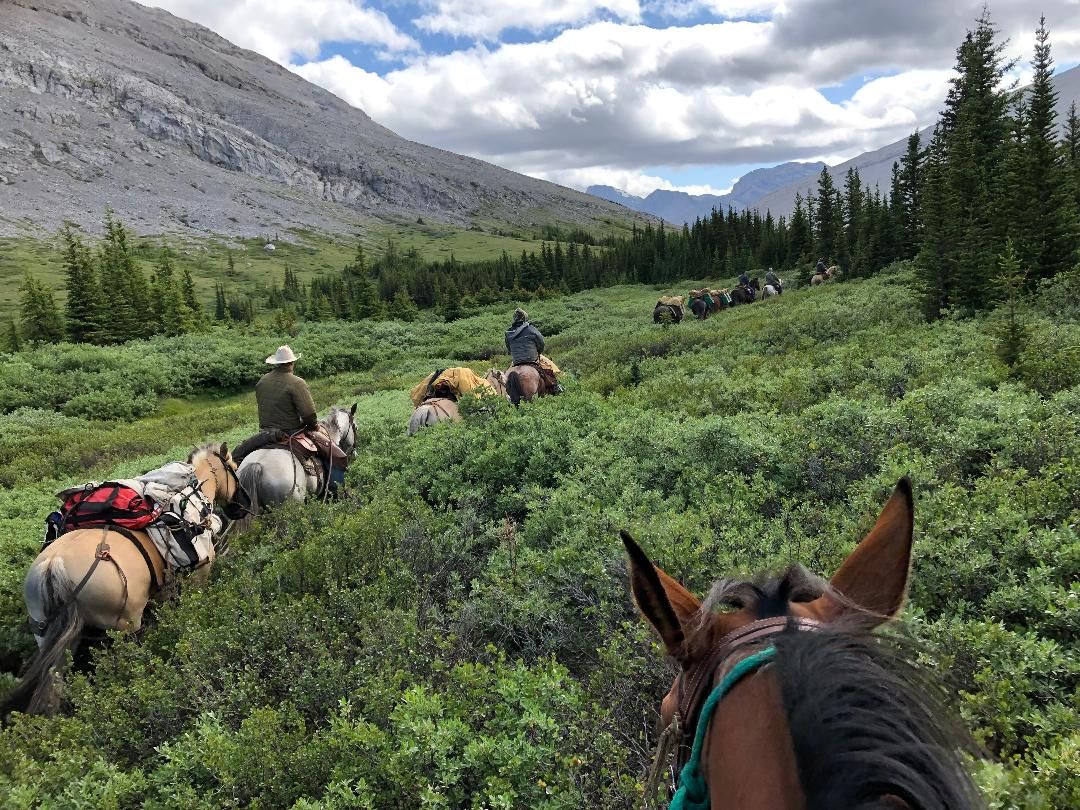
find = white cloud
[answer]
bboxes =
[416,0,642,39]
[141,0,416,64]
[533,167,732,196]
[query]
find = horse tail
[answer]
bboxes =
[506,371,523,406]
[232,463,263,534]
[1,558,85,718]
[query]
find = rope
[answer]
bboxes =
[668,646,777,810]
[644,712,681,810]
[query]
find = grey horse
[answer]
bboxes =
[234,405,357,528]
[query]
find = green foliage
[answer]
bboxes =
[0,268,1077,805]
[18,273,64,344]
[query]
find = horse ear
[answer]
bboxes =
[621,530,700,660]
[349,403,358,417]
[813,479,914,626]
[219,442,228,457]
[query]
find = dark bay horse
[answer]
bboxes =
[689,297,710,321]
[622,479,979,810]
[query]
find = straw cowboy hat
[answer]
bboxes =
[265,345,301,365]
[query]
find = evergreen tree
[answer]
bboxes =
[388,288,419,321]
[98,211,150,342]
[151,247,184,335]
[20,273,64,343]
[214,284,228,321]
[1064,102,1080,211]
[439,278,463,322]
[813,168,839,263]
[843,168,863,275]
[3,319,21,353]
[180,269,203,329]
[62,226,105,344]
[894,131,923,258]
[1017,17,1077,280]
[994,238,1028,369]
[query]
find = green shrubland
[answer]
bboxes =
[0,266,1078,807]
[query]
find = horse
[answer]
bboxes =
[2,442,244,717]
[811,265,840,286]
[235,405,357,523]
[503,363,547,406]
[408,370,506,435]
[708,291,730,313]
[729,284,756,305]
[408,398,460,436]
[761,281,782,300]
[689,297,710,321]
[622,479,980,810]
[653,303,684,324]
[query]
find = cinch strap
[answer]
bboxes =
[669,646,778,810]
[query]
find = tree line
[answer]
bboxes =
[9,11,1078,345]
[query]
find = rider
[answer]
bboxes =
[505,308,563,394]
[737,270,750,288]
[232,345,317,464]
[816,257,828,276]
[765,267,782,293]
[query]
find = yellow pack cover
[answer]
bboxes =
[538,354,561,374]
[410,367,495,407]
[657,295,684,307]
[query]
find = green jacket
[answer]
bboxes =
[256,368,317,432]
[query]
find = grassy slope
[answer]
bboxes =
[0,271,1078,807]
[0,220,571,321]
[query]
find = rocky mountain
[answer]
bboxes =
[0,0,643,238]
[587,161,824,224]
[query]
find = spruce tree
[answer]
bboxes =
[813,168,839,263]
[20,273,65,343]
[3,319,21,353]
[1018,17,1077,280]
[180,269,203,329]
[151,247,183,335]
[62,226,105,344]
[388,288,419,321]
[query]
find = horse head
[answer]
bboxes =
[188,441,244,508]
[324,403,359,458]
[622,479,977,809]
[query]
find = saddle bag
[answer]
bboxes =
[57,482,163,532]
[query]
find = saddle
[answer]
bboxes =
[510,360,559,394]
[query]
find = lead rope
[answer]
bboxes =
[668,646,777,810]
[644,712,682,810]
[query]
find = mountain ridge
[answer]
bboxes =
[0,0,644,238]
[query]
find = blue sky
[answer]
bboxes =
[150,0,1080,198]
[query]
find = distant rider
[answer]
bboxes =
[816,257,828,276]
[737,271,750,288]
[505,308,563,394]
[765,267,782,293]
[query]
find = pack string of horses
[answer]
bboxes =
[2,291,984,809]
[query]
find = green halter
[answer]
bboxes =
[668,645,778,810]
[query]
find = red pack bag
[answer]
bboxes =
[59,483,163,531]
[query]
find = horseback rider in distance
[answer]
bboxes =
[816,257,828,276]
[505,308,563,394]
[765,267,783,293]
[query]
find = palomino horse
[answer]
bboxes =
[408,370,505,435]
[811,265,840,285]
[623,479,978,810]
[235,405,357,519]
[3,442,244,716]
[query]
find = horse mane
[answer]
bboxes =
[697,568,982,810]
[187,441,228,467]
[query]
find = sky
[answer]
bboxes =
[145,0,1080,198]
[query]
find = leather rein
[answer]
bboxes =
[655,615,822,797]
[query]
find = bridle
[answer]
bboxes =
[647,615,822,809]
[205,450,252,519]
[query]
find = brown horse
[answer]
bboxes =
[3,443,243,717]
[623,479,979,810]
[503,363,545,405]
[811,265,840,285]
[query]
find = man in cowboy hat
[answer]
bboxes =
[232,345,318,463]
[505,308,563,394]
